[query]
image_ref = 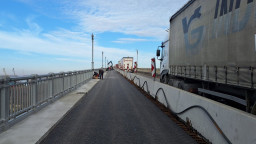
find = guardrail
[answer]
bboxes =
[0,70,93,131]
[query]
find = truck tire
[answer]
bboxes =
[163,75,169,84]
[178,82,184,90]
[252,102,256,115]
[168,79,174,86]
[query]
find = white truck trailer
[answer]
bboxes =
[157,0,256,114]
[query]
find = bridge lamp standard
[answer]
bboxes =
[102,51,104,68]
[136,49,138,69]
[91,33,94,71]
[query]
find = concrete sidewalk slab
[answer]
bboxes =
[0,79,99,144]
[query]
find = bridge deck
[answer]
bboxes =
[40,71,196,144]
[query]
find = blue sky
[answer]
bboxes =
[0,0,188,75]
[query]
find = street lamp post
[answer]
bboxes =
[102,51,104,68]
[137,49,138,69]
[91,34,94,71]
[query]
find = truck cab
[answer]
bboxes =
[157,40,169,83]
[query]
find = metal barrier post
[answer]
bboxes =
[32,75,37,108]
[51,74,55,98]
[61,73,64,93]
[69,73,72,90]
[49,74,53,99]
[76,72,78,87]
[1,77,10,123]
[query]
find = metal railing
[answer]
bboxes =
[0,70,93,130]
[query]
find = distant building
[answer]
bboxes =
[118,61,121,69]
[120,57,133,70]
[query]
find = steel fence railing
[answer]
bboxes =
[0,70,93,130]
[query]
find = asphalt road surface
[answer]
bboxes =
[40,71,196,144]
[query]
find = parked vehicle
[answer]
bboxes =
[157,0,256,114]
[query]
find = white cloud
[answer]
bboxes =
[25,16,43,35]
[63,0,189,40]
[0,12,17,22]
[112,38,150,43]
[0,12,18,28]
[0,30,89,57]
[0,27,154,68]
[55,58,89,63]
[43,28,90,43]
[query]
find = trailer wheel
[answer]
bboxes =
[168,79,174,86]
[252,102,256,115]
[178,82,184,90]
[163,75,169,84]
